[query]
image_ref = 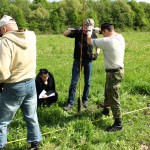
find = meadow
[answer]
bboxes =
[5,32,150,150]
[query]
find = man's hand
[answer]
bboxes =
[42,94,48,99]
[92,53,98,60]
[93,27,101,34]
[63,29,72,36]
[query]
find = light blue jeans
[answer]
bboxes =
[0,79,42,148]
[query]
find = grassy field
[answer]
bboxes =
[5,32,150,150]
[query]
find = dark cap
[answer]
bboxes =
[100,23,114,33]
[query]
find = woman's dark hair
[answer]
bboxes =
[39,68,49,75]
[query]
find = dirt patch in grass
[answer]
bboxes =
[140,144,150,150]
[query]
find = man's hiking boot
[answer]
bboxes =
[101,108,110,116]
[63,104,73,111]
[0,147,5,150]
[106,123,123,132]
[106,118,123,132]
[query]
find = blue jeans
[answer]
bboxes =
[0,79,42,148]
[68,59,92,105]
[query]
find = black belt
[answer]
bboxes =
[106,67,123,72]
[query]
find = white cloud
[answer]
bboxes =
[30,0,150,3]
[136,0,150,2]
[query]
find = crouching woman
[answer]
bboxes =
[35,68,58,107]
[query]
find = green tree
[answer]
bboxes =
[57,6,67,32]
[90,0,112,26]
[0,0,10,18]
[128,0,148,30]
[1,0,149,33]
[28,7,49,32]
[86,1,99,26]
[32,0,50,9]
[139,2,150,30]
[60,0,82,27]
[111,0,134,29]
[13,0,31,17]
[49,11,61,33]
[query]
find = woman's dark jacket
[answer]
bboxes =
[35,72,56,98]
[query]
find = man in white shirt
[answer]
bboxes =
[87,23,125,132]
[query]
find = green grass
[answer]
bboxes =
[5,32,150,149]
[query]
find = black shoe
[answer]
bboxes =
[0,147,4,150]
[106,123,123,132]
[83,101,88,108]
[28,142,39,150]
[101,108,110,116]
[63,104,73,111]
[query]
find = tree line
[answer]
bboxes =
[0,0,150,34]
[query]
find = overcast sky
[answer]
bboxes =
[50,0,150,2]
[135,0,150,2]
[30,0,150,2]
